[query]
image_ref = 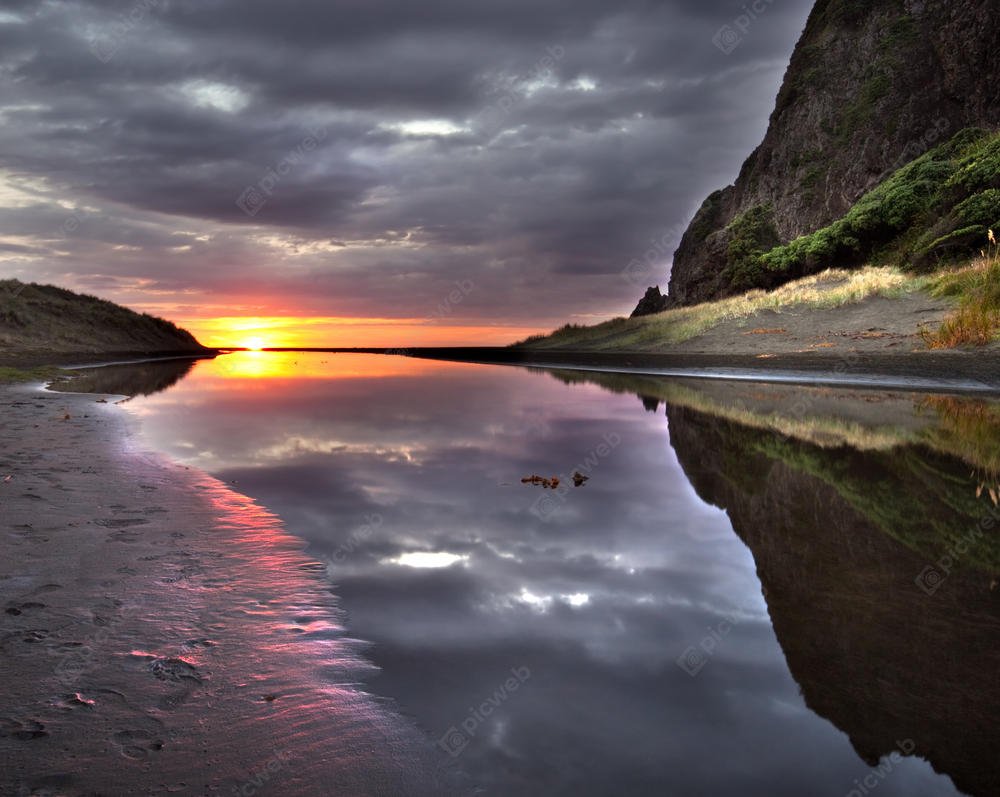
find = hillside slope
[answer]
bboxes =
[660,0,1000,309]
[0,281,209,359]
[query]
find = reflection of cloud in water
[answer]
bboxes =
[124,354,963,797]
[388,552,469,568]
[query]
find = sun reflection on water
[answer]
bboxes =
[199,350,463,380]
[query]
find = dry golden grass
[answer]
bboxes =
[921,230,1000,348]
[514,266,928,350]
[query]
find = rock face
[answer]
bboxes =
[648,0,1000,309]
[666,402,1000,797]
[629,286,675,318]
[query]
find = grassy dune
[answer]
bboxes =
[0,281,207,359]
[514,266,928,350]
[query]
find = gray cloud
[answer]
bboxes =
[0,0,814,329]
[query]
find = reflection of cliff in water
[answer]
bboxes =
[539,368,1000,571]
[532,368,1000,795]
[48,358,201,399]
[666,402,1000,797]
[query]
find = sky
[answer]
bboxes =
[0,0,815,348]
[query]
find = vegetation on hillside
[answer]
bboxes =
[512,266,927,350]
[518,127,1000,351]
[0,282,206,355]
[721,129,1000,291]
[921,230,1000,347]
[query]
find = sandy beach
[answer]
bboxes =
[0,381,469,796]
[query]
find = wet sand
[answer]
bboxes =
[0,382,469,796]
[0,350,219,370]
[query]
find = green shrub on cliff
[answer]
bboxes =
[722,204,782,291]
[756,128,1000,282]
[689,190,727,242]
[955,190,1000,227]
[946,134,1000,192]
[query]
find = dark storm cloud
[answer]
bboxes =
[0,0,814,323]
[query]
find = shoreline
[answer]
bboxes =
[6,342,1000,394]
[403,348,1000,394]
[0,349,220,371]
[0,380,468,796]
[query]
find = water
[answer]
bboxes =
[52,351,1000,796]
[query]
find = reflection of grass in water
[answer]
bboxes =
[544,368,1000,476]
[738,423,1000,574]
[47,359,197,399]
[541,368,922,452]
[539,368,1000,571]
[919,396,1000,497]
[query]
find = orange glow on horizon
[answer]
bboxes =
[166,315,551,349]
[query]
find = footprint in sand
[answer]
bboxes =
[95,518,149,529]
[113,728,166,759]
[1,719,49,740]
[181,638,216,652]
[149,657,202,683]
[62,693,95,709]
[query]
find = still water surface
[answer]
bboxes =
[55,352,1000,796]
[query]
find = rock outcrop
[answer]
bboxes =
[637,0,1000,310]
[629,286,675,318]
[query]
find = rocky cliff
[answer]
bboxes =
[652,0,1000,309]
